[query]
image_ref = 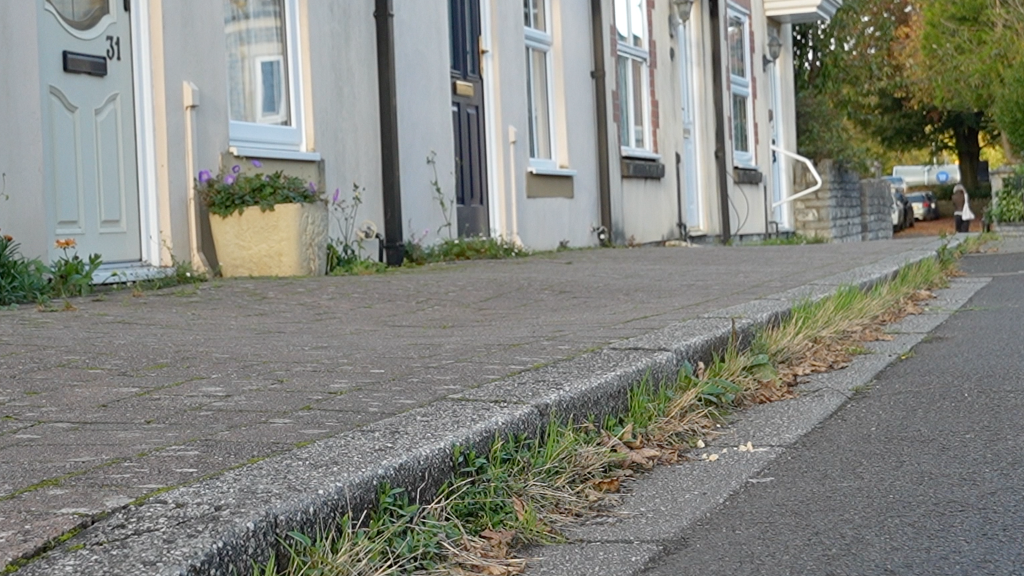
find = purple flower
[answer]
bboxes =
[308,182,317,193]
[232,164,241,174]
[251,160,263,168]
[223,174,236,185]
[262,174,270,181]
[332,188,340,203]
[198,170,212,183]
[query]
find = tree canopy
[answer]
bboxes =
[794,0,1024,189]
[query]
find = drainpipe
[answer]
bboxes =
[374,0,405,265]
[590,0,613,245]
[182,81,210,274]
[708,0,732,243]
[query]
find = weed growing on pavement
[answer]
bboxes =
[49,239,102,298]
[326,184,389,276]
[260,253,973,576]
[0,236,101,306]
[404,237,529,266]
[427,152,456,240]
[750,234,830,246]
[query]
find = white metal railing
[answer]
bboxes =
[771,145,822,209]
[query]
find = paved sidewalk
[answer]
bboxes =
[0,238,942,570]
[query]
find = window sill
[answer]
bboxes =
[528,166,577,177]
[229,146,322,162]
[621,147,661,161]
[621,157,666,180]
[733,166,763,184]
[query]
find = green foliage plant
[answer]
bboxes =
[988,167,1024,223]
[49,239,102,299]
[404,236,528,266]
[0,233,50,306]
[195,161,322,218]
[752,233,829,246]
[996,60,1024,156]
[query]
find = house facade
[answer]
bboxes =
[0,0,840,276]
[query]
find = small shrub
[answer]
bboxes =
[0,233,50,306]
[986,165,1024,223]
[404,237,528,266]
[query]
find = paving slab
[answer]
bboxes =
[0,237,953,573]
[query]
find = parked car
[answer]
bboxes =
[906,191,940,221]
[883,176,914,231]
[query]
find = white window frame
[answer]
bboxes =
[727,5,754,168]
[524,0,558,171]
[615,0,653,157]
[227,0,309,157]
[254,55,288,125]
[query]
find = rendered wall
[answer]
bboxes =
[0,6,48,261]
[293,2,383,253]
[158,1,382,265]
[395,0,458,246]
[516,0,602,250]
[487,0,603,250]
[608,0,688,245]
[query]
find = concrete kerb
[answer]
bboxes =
[15,240,962,576]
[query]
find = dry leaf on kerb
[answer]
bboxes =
[738,441,753,452]
[480,529,515,546]
[696,439,706,449]
[512,496,526,521]
[591,477,621,493]
[708,454,719,462]
[627,451,654,469]
[601,432,631,454]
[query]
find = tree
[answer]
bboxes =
[913,0,1003,189]
[793,0,1003,190]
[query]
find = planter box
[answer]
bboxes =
[209,202,328,277]
[991,221,1024,236]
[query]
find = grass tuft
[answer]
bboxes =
[258,248,978,576]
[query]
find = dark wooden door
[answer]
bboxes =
[449,0,489,237]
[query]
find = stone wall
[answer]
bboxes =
[792,160,894,242]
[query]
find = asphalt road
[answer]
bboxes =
[643,249,1024,576]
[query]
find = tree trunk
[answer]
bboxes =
[953,122,981,192]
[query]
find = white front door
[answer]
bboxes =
[38,0,142,263]
[677,18,701,230]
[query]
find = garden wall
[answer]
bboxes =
[792,160,893,242]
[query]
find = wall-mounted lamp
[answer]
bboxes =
[762,32,783,69]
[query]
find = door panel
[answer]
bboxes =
[449,0,489,237]
[95,93,127,231]
[39,0,142,263]
[48,87,86,234]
